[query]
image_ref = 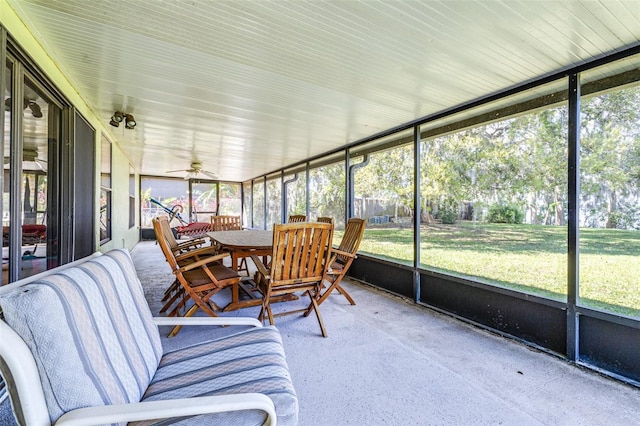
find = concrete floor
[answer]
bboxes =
[132,241,640,426]
[2,241,639,425]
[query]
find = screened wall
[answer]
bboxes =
[243,51,640,385]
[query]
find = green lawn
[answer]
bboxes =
[341,222,640,317]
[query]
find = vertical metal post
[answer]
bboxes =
[344,150,350,221]
[305,162,310,220]
[262,176,267,230]
[279,171,284,223]
[567,73,581,361]
[349,154,370,220]
[240,182,244,223]
[413,125,422,303]
[282,171,298,223]
[215,180,220,216]
[250,180,254,229]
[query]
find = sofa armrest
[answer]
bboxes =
[153,316,263,328]
[54,393,277,426]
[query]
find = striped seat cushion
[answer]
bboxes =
[133,326,298,426]
[0,249,162,424]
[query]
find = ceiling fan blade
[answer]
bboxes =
[201,170,218,179]
[165,168,187,173]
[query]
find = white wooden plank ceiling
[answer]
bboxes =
[6,0,640,181]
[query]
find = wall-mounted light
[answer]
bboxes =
[110,111,136,129]
[4,98,44,118]
[28,101,42,118]
[109,111,124,127]
[125,114,136,129]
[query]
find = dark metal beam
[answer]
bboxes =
[567,73,581,361]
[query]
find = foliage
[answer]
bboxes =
[353,222,640,317]
[353,144,414,220]
[309,162,345,228]
[487,203,524,224]
[436,197,459,224]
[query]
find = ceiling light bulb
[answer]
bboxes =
[112,111,124,122]
[125,114,136,129]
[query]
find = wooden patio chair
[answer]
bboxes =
[153,216,219,312]
[210,215,242,231]
[156,215,208,255]
[251,222,333,337]
[316,216,334,224]
[315,218,366,307]
[153,217,240,337]
[154,215,216,311]
[287,214,307,223]
[210,214,251,274]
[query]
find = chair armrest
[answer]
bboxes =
[175,237,206,249]
[331,248,356,258]
[54,393,276,426]
[250,254,270,279]
[177,252,231,272]
[153,316,263,328]
[174,245,218,262]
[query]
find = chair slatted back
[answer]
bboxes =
[287,214,307,223]
[270,222,332,286]
[155,215,179,252]
[316,216,333,224]
[336,218,366,265]
[211,215,242,231]
[153,218,181,271]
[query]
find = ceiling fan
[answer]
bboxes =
[166,161,217,179]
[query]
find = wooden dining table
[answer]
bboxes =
[208,229,272,270]
[208,230,274,311]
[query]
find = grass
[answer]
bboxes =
[340,221,640,318]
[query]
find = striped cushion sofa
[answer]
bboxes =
[0,249,298,426]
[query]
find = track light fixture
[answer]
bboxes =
[110,111,136,129]
[3,98,44,118]
[28,101,42,118]
[110,111,124,127]
[125,114,136,129]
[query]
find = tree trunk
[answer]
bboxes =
[554,189,565,226]
[605,189,617,228]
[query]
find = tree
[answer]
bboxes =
[580,88,640,229]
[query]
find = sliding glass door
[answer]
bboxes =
[2,55,62,282]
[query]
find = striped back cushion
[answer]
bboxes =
[0,249,162,423]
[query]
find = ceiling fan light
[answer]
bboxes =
[125,114,136,129]
[109,118,120,127]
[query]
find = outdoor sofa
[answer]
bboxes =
[0,248,298,425]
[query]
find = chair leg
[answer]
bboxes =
[167,292,189,317]
[307,291,327,337]
[335,284,356,305]
[238,257,249,276]
[168,304,199,338]
[316,274,356,306]
[266,304,275,326]
[161,279,180,301]
[160,286,184,313]
[258,301,275,326]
